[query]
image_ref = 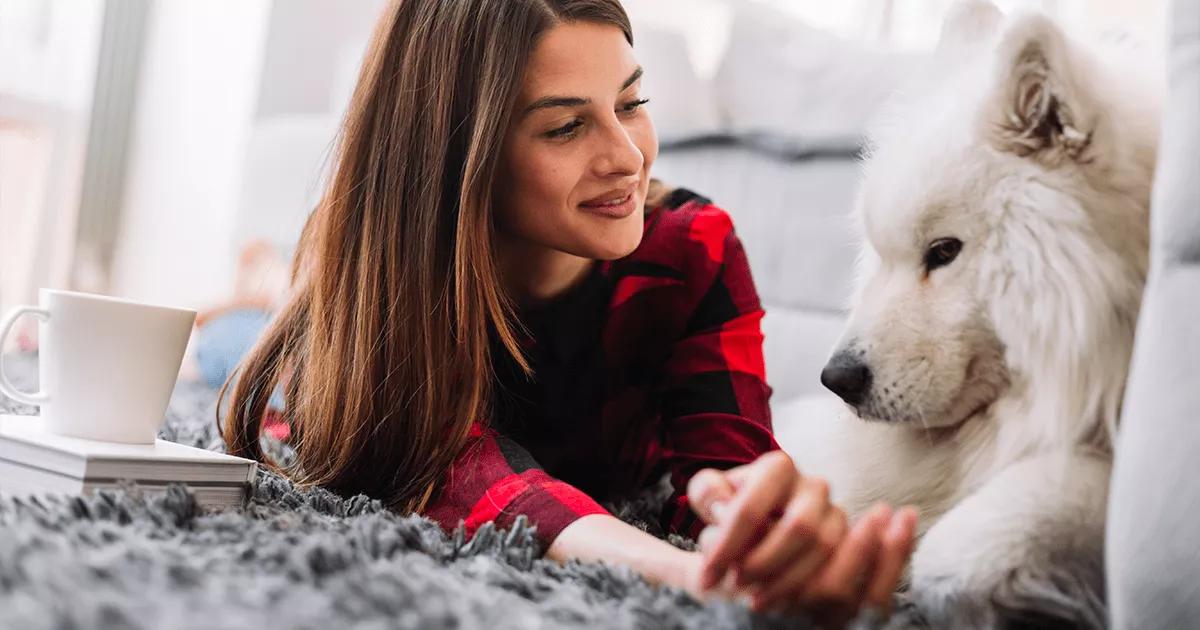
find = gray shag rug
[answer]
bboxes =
[3,353,909,630]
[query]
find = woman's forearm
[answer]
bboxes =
[546,514,702,591]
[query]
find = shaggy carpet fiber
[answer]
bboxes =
[2,353,890,630]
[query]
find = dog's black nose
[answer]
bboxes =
[821,353,872,406]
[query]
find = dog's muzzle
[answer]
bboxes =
[821,351,872,406]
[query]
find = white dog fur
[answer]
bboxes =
[774,2,1160,626]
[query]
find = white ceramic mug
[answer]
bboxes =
[0,289,197,444]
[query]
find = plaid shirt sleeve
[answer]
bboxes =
[423,423,608,550]
[657,203,779,539]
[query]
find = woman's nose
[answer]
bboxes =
[592,122,644,177]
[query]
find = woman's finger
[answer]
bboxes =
[699,451,798,589]
[862,507,918,613]
[747,503,848,611]
[735,476,831,587]
[697,525,721,553]
[796,503,889,610]
[688,468,738,525]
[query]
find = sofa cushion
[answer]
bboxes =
[652,144,861,315]
[713,3,923,140]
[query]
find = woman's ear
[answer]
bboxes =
[981,12,1098,168]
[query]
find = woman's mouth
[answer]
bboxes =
[579,186,638,219]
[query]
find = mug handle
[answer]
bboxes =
[0,306,50,406]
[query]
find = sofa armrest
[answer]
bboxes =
[1106,1,1200,627]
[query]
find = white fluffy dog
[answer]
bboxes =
[775,2,1159,626]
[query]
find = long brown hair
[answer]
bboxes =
[220,0,634,513]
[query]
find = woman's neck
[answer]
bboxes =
[497,235,595,309]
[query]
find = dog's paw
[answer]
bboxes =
[907,562,1106,630]
[990,563,1106,629]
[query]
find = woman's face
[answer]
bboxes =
[496,21,658,262]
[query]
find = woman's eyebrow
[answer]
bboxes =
[620,66,643,91]
[521,66,644,118]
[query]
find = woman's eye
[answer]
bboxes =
[620,98,650,114]
[542,99,649,140]
[924,237,963,271]
[544,120,584,139]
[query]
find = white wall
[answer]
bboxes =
[254,0,386,119]
[109,0,271,310]
[109,0,391,311]
[0,0,104,110]
[0,0,102,336]
[233,0,388,255]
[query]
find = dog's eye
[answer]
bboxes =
[925,238,963,271]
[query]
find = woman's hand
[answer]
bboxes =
[789,502,917,627]
[687,451,917,623]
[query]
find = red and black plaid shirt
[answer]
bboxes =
[424,189,780,549]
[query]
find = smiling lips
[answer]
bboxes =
[579,185,638,219]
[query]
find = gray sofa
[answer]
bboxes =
[1106,0,1200,626]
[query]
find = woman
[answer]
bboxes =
[220,0,916,624]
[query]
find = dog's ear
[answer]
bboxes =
[936,0,1002,57]
[984,13,1096,167]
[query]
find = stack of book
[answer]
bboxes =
[0,414,257,510]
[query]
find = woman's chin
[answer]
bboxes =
[589,220,643,261]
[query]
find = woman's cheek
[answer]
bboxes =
[525,145,575,204]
